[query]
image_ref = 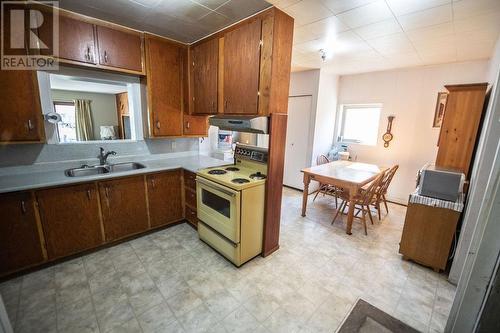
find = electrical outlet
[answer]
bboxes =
[171,141,176,150]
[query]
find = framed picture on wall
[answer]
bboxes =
[433,92,448,128]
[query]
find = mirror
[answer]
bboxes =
[48,73,131,143]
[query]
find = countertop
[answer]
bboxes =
[0,154,228,194]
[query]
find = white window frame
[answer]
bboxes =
[337,103,382,146]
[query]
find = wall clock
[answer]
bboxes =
[382,116,395,148]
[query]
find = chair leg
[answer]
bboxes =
[313,188,322,202]
[377,201,381,220]
[366,205,374,225]
[335,195,338,209]
[332,201,346,225]
[382,194,389,213]
[361,213,368,235]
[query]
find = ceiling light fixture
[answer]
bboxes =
[319,49,327,62]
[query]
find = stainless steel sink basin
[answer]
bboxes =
[65,162,146,177]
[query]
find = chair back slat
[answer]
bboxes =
[381,165,399,194]
[317,155,330,165]
[361,172,385,206]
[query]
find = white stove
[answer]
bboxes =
[196,144,268,266]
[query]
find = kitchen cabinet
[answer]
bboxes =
[223,19,262,115]
[436,83,488,177]
[147,170,183,228]
[0,70,44,143]
[183,170,198,227]
[191,38,218,115]
[99,176,149,241]
[145,35,184,137]
[183,115,209,136]
[36,183,103,259]
[96,26,143,72]
[38,13,97,64]
[0,192,45,275]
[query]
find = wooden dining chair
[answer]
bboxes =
[372,165,399,219]
[312,155,340,207]
[332,171,385,235]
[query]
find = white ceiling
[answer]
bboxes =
[270,0,500,74]
[58,0,272,43]
[50,74,129,94]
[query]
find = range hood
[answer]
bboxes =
[208,115,268,134]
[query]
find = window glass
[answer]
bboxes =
[54,102,77,143]
[339,105,381,145]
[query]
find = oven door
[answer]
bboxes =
[196,177,241,243]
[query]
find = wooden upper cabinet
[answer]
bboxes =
[96,26,143,72]
[0,70,44,142]
[191,39,218,115]
[0,192,45,275]
[183,115,209,136]
[146,170,183,228]
[145,35,184,137]
[38,13,97,64]
[99,176,149,241]
[436,83,488,176]
[223,19,262,115]
[36,183,103,259]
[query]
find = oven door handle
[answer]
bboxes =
[196,178,237,197]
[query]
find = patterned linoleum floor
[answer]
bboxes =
[0,187,455,333]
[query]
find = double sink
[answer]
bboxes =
[65,162,146,177]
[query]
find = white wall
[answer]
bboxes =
[337,61,490,203]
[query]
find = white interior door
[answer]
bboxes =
[284,95,313,190]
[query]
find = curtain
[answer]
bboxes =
[74,99,94,141]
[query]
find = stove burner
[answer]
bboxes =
[250,172,266,180]
[208,169,227,175]
[231,178,250,184]
[225,167,240,171]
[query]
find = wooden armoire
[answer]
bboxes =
[436,83,489,177]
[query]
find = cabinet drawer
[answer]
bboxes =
[185,205,198,227]
[185,188,196,208]
[184,170,196,191]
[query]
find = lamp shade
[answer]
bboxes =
[100,126,116,140]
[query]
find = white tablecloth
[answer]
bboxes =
[409,188,465,212]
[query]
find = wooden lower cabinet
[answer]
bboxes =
[37,184,103,259]
[99,176,149,241]
[183,170,198,227]
[399,203,460,271]
[147,170,183,227]
[0,192,45,275]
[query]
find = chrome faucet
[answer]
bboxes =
[98,147,116,165]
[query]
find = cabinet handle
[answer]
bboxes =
[212,101,215,112]
[151,179,155,188]
[27,119,34,131]
[21,200,26,215]
[85,46,90,61]
[156,121,161,129]
[224,100,228,111]
[186,121,190,129]
[87,189,91,200]
[105,187,109,198]
[104,51,109,63]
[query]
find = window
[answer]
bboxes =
[338,104,382,146]
[53,102,77,143]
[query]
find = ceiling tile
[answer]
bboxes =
[293,16,349,44]
[155,0,212,22]
[453,11,500,33]
[128,0,163,8]
[337,1,393,29]
[397,4,452,31]
[330,31,373,54]
[267,0,302,8]
[197,11,232,31]
[386,0,451,16]
[354,18,403,40]
[405,22,454,43]
[452,0,500,20]
[319,0,377,14]
[366,32,415,55]
[284,0,333,26]
[215,0,272,20]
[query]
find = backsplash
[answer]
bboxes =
[0,138,199,168]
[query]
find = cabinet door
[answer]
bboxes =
[96,26,143,72]
[223,20,262,115]
[37,184,103,259]
[38,14,96,64]
[99,176,149,241]
[0,192,45,275]
[146,171,183,228]
[0,71,44,142]
[192,39,218,115]
[183,115,209,136]
[145,36,183,136]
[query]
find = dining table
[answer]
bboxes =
[301,161,387,235]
